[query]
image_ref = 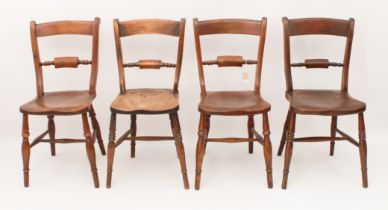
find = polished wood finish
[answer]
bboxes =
[20,18,104,188]
[110,89,179,114]
[193,18,272,190]
[196,19,261,36]
[40,57,92,68]
[278,17,368,189]
[286,90,366,115]
[20,91,95,115]
[107,18,189,189]
[117,19,180,37]
[198,91,270,116]
[291,59,343,69]
[202,56,258,67]
[123,59,176,69]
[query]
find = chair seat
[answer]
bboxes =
[198,91,271,115]
[20,90,95,115]
[110,89,179,114]
[286,90,366,115]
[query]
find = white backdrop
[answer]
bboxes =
[1,0,387,209]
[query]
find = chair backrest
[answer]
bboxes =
[113,18,186,94]
[193,18,267,97]
[282,17,355,93]
[30,17,100,97]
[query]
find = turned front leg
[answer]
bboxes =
[22,114,30,187]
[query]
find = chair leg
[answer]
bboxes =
[277,110,291,156]
[358,113,368,188]
[204,115,210,154]
[195,113,207,190]
[130,114,137,158]
[170,112,190,189]
[22,114,30,187]
[330,116,337,156]
[262,112,273,188]
[282,112,296,189]
[89,105,106,155]
[248,115,254,154]
[48,115,56,156]
[82,113,99,188]
[106,113,117,188]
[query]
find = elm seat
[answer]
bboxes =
[20,90,95,115]
[286,90,366,116]
[198,91,271,115]
[110,89,179,114]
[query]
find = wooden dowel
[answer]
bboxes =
[250,128,264,145]
[123,60,176,69]
[114,128,132,148]
[291,59,343,68]
[30,130,49,148]
[292,136,346,142]
[40,138,86,143]
[125,136,175,141]
[335,128,359,147]
[40,57,92,68]
[206,138,255,143]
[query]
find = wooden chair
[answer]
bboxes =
[193,18,273,190]
[19,18,105,188]
[278,17,367,189]
[106,19,189,189]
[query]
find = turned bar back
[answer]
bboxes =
[113,18,186,94]
[193,18,267,97]
[30,18,100,97]
[282,17,355,93]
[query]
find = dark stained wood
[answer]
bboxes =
[198,91,270,116]
[202,56,258,67]
[291,59,343,69]
[248,115,254,154]
[336,128,359,146]
[286,90,366,115]
[130,114,136,158]
[358,113,368,188]
[287,18,350,37]
[107,18,189,189]
[330,116,338,156]
[20,18,104,188]
[193,18,272,189]
[279,17,368,189]
[48,115,55,156]
[195,19,261,36]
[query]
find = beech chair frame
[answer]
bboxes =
[193,18,273,190]
[106,18,189,189]
[20,17,105,188]
[278,17,368,189]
